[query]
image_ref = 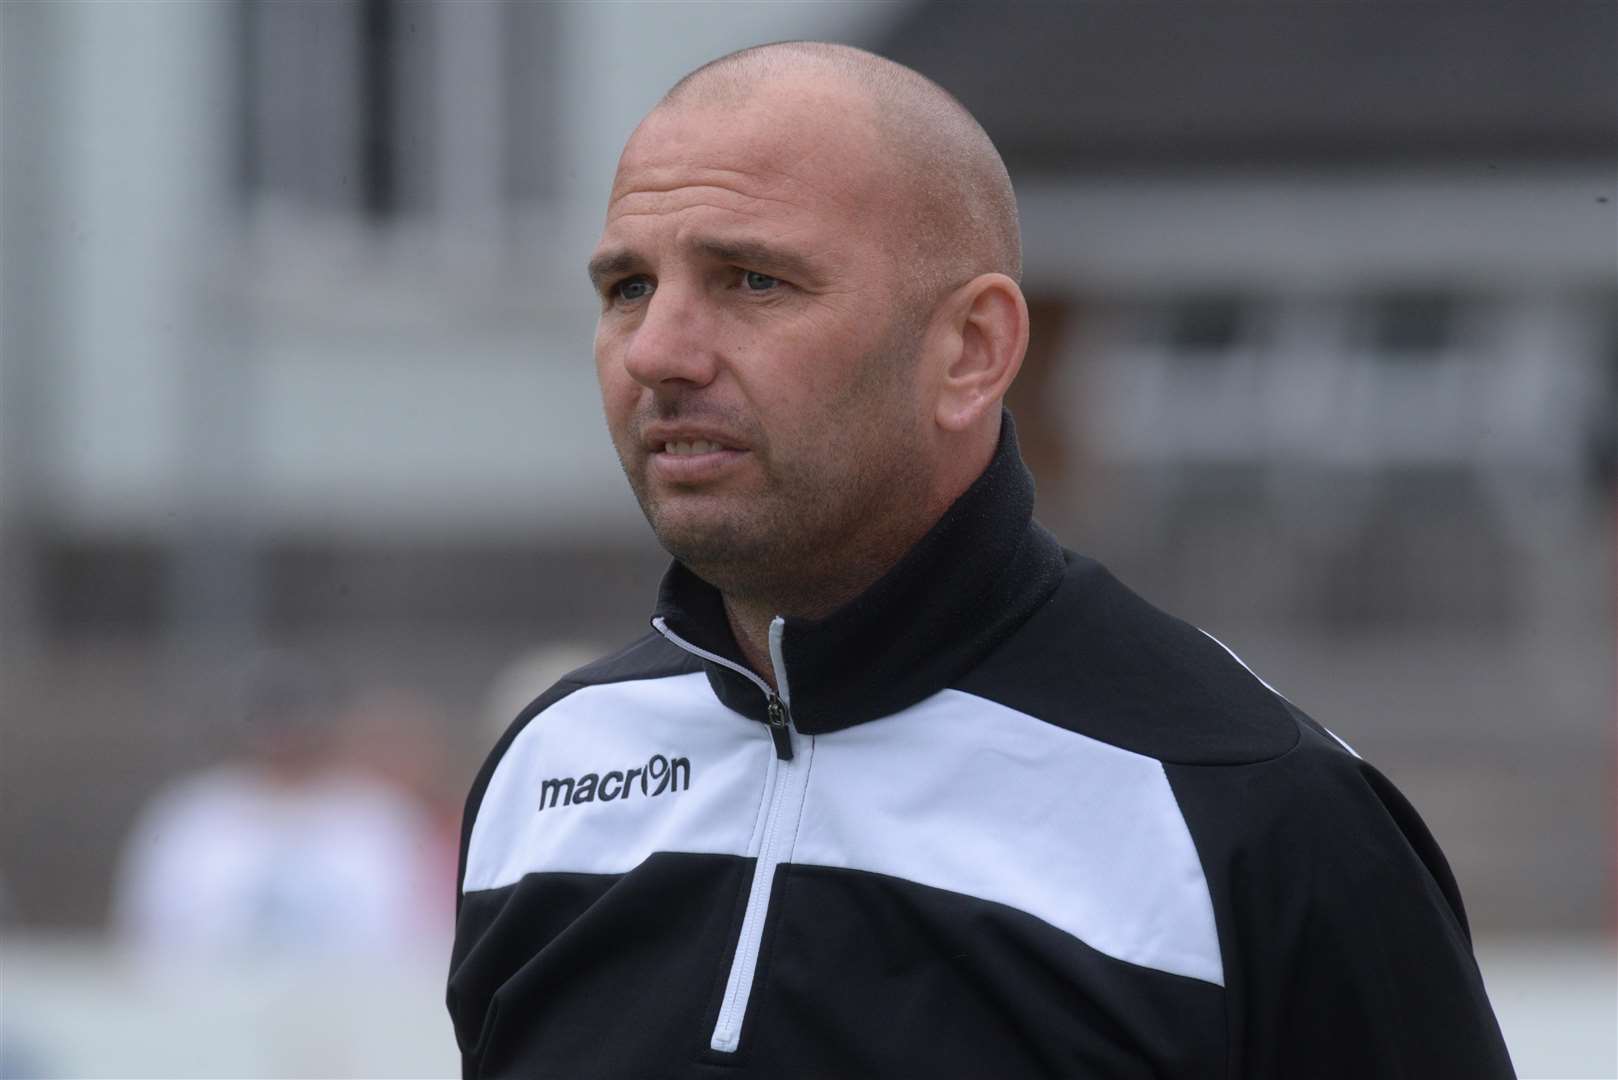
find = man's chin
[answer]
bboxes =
[647,509,771,577]
[651,521,750,565]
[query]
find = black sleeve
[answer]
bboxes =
[1166,725,1516,1080]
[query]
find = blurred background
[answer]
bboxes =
[1,1,1613,1076]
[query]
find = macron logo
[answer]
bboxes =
[537,753,691,812]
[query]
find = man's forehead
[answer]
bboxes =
[610,86,886,207]
[596,170,844,265]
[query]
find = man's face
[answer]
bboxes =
[590,87,934,600]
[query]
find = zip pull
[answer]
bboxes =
[766,696,794,761]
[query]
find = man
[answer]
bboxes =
[448,42,1513,1079]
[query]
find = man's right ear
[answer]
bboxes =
[931,273,1030,433]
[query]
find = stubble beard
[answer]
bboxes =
[644,441,926,617]
[622,330,933,619]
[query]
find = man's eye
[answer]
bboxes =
[742,271,779,292]
[614,277,653,302]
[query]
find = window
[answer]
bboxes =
[1365,290,1455,360]
[1166,294,1247,354]
[236,0,557,226]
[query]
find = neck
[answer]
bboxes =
[654,409,1061,732]
[721,488,983,689]
[720,444,997,687]
[723,595,780,691]
[707,420,1003,688]
[716,490,941,689]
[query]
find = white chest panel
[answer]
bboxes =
[464,675,1223,986]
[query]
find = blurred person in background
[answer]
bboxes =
[114,651,440,955]
[335,683,466,934]
[0,875,54,1080]
[448,42,1513,1079]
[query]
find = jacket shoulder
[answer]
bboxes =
[956,553,1299,764]
[497,631,698,745]
[548,631,696,692]
[482,629,696,775]
[1164,724,1512,1076]
[454,631,698,906]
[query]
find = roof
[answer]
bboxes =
[877,1,1617,171]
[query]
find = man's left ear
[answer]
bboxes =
[933,273,1029,433]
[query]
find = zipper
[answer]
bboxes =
[650,614,812,1054]
[650,615,795,762]
[765,697,793,761]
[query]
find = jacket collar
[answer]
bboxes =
[651,411,1067,734]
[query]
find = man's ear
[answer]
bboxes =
[932,273,1029,433]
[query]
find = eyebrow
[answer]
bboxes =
[587,249,641,291]
[692,239,822,283]
[586,238,825,292]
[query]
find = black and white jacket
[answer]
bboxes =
[449,421,1514,1079]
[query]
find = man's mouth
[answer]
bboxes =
[662,439,729,456]
[645,437,748,483]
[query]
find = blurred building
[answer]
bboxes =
[1,0,1612,947]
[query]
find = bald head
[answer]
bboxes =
[656,42,1021,302]
[595,40,1032,632]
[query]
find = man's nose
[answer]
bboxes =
[621,286,719,391]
